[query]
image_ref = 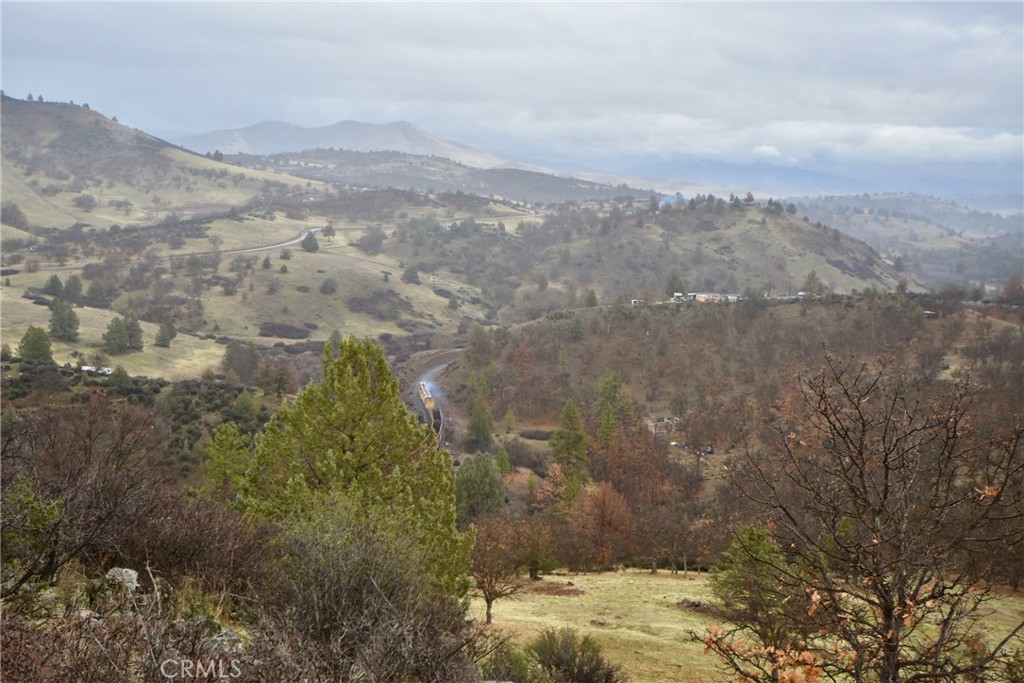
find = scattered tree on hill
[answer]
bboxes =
[48,300,79,342]
[41,274,63,297]
[1,202,29,229]
[61,275,83,305]
[800,270,824,296]
[357,226,386,255]
[319,277,338,295]
[17,326,53,364]
[709,356,1024,682]
[261,255,271,269]
[402,264,420,284]
[102,317,129,354]
[72,194,97,211]
[85,278,118,309]
[567,481,633,567]
[221,341,261,385]
[300,231,319,252]
[154,322,177,348]
[124,314,143,351]
[279,248,292,260]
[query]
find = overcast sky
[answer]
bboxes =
[2,2,1021,183]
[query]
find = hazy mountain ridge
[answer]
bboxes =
[173,120,507,169]
[791,193,1024,290]
[226,148,651,204]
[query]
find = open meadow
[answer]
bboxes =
[471,570,726,682]
[470,569,1024,682]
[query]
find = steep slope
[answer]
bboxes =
[0,95,318,229]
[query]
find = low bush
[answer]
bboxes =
[529,628,622,683]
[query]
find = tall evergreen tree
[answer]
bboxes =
[61,274,83,305]
[17,326,53,364]
[154,322,177,348]
[594,371,633,450]
[549,399,588,479]
[203,337,472,598]
[466,399,495,452]
[102,317,129,354]
[124,314,143,351]
[41,274,63,296]
[48,300,79,342]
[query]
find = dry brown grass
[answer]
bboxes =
[470,569,723,682]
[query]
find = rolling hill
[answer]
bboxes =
[172,119,506,168]
[225,148,651,204]
[0,94,321,230]
[1,94,909,378]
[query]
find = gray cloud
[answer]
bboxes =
[2,2,1020,182]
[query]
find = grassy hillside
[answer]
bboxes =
[0,94,320,230]
[3,94,920,387]
[226,148,652,204]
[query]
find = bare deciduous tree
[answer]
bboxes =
[707,356,1024,682]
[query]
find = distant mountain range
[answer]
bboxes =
[172,120,506,169]
[173,120,1023,208]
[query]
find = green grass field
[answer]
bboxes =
[470,569,1024,682]
[470,570,724,681]
[1,291,225,379]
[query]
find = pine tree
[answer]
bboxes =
[48,300,79,342]
[300,231,319,252]
[41,274,63,296]
[594,371,633,450]
[61,274,83,305]
[549,400,588,479]
[154,322,177,348]
[466,399,494,452]
[125,314,143,351]
[204,337,472,598]
[17,326,53,364]
[455,454,505,525]
[102,317,129,354]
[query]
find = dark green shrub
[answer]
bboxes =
[529,628,622,683]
